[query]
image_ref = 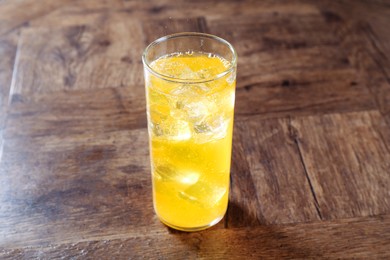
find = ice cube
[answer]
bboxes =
[166,119,191,141]
[154,165,199,186]
[150,122,163,137]
[197,68,214,80]
[194,116,230,143]
[154,163,228,208]
[180,172,200,185]
[152,117,191,141]
[179,181,227,208]
[184,100,210,121]
[179,70,198,80]
[151,59,194,79]
[193,123,211,134]
[170,84,209,96]
[170,85,216,123]
[148,108,167,125]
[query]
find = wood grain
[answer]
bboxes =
[0,31,18,163]
[1,0,390,258]
[0,31,18,129]
[121,0,320,20]
[29,4,112,29]
[292,110,390,220]
[315,1,390,116]
[319,0,390,77]
[208,14,377,119]
[141,17,208,44]
[0,33,17,98]
[227,127,265,227]
[229,117,320,227]
[0,128,155,248]
[334,20,390,116]
[4,87,146,139]
[362,26,390,115]
[0,0,74,36]
[10,15,144,96]
[1,215,389,259]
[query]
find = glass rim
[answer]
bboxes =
[142,32,237,84]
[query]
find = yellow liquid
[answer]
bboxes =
[146,53,235,231]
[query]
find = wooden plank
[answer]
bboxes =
[64,0,123,10]
[121,0,320,20]
[0,31,18,128]
[365,10,390,80]
[4,87,146,139]
[1,215,389,258]
[208,14,353,86]
[29,7,110,29]
[207,14,376,119]
[332,20,390,116]
[228,117,320,227]
[303,2,390,119]
[10,14,144,96]
[141,17,208,44]
[208,14,341,58]
[318,0,390,80]
[227,125,264,227]
[0,0,125,36]
[0,0,76,36]
[359,23,390,115]
[28,0,124,29]
[291,110,390,220]
[0,128,155,248]
[0,31,19,163]
[30,1,314,31]
[234,68,375,119]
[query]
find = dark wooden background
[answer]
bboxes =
[1,0,390,258]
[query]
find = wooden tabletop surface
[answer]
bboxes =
[1,0,390,258]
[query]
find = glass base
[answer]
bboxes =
[157,214,224,232]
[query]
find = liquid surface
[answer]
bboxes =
[150,52,230,80]
[146,52,235,230]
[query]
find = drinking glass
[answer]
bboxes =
[142,32,237,231]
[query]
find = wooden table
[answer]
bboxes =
[1,0,390,258]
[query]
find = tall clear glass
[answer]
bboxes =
[142,32,237,231]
